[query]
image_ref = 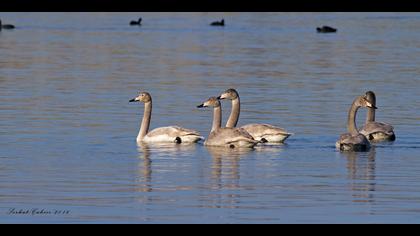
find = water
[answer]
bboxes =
[0,12,419,224]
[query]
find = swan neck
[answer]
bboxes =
[211,106,222,133]
[366,92,376,123]
[347,100,360,136]
[366,107,376,123]
[226,97,240,128]
[138,101,152,141]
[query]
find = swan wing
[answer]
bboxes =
[241,124,292,136]
[144,126,203,143]
[336,133,370,151]
[205,128,258,147]
[240,124,292,142]
[360,121,394,135]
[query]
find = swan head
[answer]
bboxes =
[129,92,152,103]
[217,88,239,100]
[356,94,377,109]
[197,97,221,108]
[365,91,376,106]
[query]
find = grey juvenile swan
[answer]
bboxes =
[129,91,203,143]
[336,94,377,151]
[218,88,292,143]
[197,97,259,148]
[359,91,396,142]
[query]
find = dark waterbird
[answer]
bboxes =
[316,26,337,33]
[210,19,225,26]
[0,19,15,30]
[130,18,142,26]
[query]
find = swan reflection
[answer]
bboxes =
[135,142,198,193]
[138,142,197,157]
[136,143,153,193]
[205,146,253,209]
[342,147,376,204]
[254,142,288,154]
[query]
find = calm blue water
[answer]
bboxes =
[0,12,420,223]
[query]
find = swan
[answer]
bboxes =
[0,19,15,30]
[316,26,337,33]
[210,19,225,26]
[130,18,142,26]
[217,88,292,143]
[359,91,396,141]
[197,97,259,148]
[336,94,376,151]
[129,91,203,143]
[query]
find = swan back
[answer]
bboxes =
[143,126,204,143]
[241,123,292,143]
[205,127,259,148]
[360,122,395,141]
[336,133,370,151]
